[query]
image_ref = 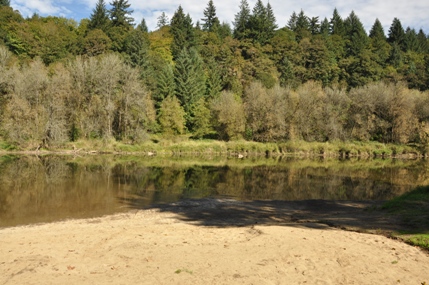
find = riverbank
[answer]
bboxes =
[1,138,428,159]
[1,199,428,285]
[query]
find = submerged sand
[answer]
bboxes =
[0,199,428,284]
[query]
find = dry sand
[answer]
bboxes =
[1,199,428,285]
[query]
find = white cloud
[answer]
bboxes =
[11,0,73,16]
[10,0,429,34]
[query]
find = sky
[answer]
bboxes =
[9,0,429,35]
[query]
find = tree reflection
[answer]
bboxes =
[0,155,428,227]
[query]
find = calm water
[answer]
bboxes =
[0,155,428,228]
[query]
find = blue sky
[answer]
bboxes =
[9,0,429,34]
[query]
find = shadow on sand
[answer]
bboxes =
[120,197,410,234]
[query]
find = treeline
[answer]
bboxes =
[0,0,429,148]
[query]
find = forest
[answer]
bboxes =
[1,0,429,149]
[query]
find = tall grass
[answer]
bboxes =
[3,136,428,158]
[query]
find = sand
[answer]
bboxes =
[1,200,428,285]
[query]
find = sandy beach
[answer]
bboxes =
[1,199,428,285]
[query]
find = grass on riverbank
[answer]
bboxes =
[3,136,421,158]
[382,186,429,250]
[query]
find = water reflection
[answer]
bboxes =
[0,155,428,227]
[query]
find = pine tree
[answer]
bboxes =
[155,64,175,108]
[157,12,169,29]
[123,28,149,68]
[309,17,320,35]
[137,18,148,33]
[206,60,223,99]
[158,95,187,135]
[369,18,390,65]
[388,18,405,50]
[88,0,110,31]
[320,17,330,35]
[202,0,220,32]
[286,12,297,31]
[233,0,251,39]
[416,29,429,53]
[170,5,195,59]
[174,48,206,128]
[369,18,386,40]
[0,0,10,6]
[109,0,134,27]
[330,8,345,36]
[344,11,368,56]
[191,97,214,138]
[404,27,418,52]
[247,0,267,43]
[294,10,310,41]
[265,2,278,39]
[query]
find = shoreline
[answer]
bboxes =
[1,200,428,284]
[1,139,428,159]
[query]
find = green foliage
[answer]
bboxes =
[0,0,9,7]
[154,63,175,108]
[2,5,429,148]
[191,97,214,139]
[388,18,405,50]
[82,29,111,56]
[174,48,206,128]
[201,0,220,32]
[157,12,169,29]
[211,91,246,140]
[88,0,110,32]
[344,11,368,57]
[123,28,150,68]
[233,0,251,40]
[170,6,195,59]
[329,8,345,36]
[109,0,134,27]
[158,96,187,135]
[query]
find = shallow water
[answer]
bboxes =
[0,155,427,227]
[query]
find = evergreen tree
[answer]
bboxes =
[109,0,134,27]
[389,42,403,68]
[309,17,320,35]
[287,12,298,31]
[157,12,169,29]
[404,27,419,52]
[170,5,195,59]
[330,8,345,36]
[206,60,223,99]
[417,29,429,53]
[369,18,386,40]
[266,2,278,39]
[295,10,310,41]
[344,11,368,56]
[88,0,110,31]
[174,48,206,128]
[369,18,390,65]
[158,95,187,135]
[123,28,149,68]
[247,0,267,43]
[0,0,10,6]
[233,0,251,39]
[202,0,220,32]
[320,17,330,35]
[137,18,148,33]
[246,0,276,44]
[388,18,405,50]
[155,64,175,108]
[191,97,214,138]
